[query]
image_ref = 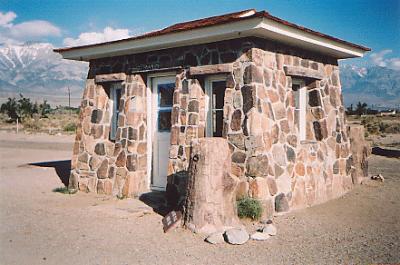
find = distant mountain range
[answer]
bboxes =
[0,43,87,106]
[340,64,400,108]
[0,43,399,108]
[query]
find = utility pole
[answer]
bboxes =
[67,86,71,116]
[67,86,71,108]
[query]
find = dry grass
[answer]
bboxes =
[347,114,400,137]
[0,107,79,135]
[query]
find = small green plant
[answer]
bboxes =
[52,186,77,194]
[237,197,262,220]
[63,122,77,132]
[378,122,389,133]
[116,194,127,200]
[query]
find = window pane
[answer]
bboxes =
[158,110,171,132]
[293,89,300,109]
[213,110,223,137]
[158,83,174,107]
[212,81,226,109]
[109,85,122,141]
[292,83,300,110]
[115,88,122,111]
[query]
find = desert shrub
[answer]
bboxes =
[367,123,380,134]
[22,118,41,131]
[237,197,262,220]
[378,122,390,133]
[53,186,77,194]
[63,122,77,132]
[0,94,52,122]
[18,95,36,119]
[38,100,51,118]
[0,113,9,123]
[385,123,400,134]
[361,116,375,126]
[0,97,19,121]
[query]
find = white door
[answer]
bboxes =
[151,76,175,190]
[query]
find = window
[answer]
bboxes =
[109,83,122,140]
[292,79,306,141]
[205,76,226,137]
[157,82,174,132]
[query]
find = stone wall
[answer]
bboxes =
[71,36,366,216]
[88,37,266,77]
[228,48,354,214]
[168,73,207,175]
[69,74,148,197]
[166,45,355,215]
[87,37,335,77]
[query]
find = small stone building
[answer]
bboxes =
[55,9,370,215]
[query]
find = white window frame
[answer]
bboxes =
[292,79,307,141]
[109,82,122,141]
[205,75,227,137]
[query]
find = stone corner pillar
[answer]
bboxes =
[348,125,371,184]
[183,138,242,234]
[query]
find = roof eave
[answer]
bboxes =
[55,16,369,62]
[257,17,368,59]
[55,17,263,61]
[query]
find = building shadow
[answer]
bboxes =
[372,147,400,158]
[139,191,171,216]
[28,160,71,187]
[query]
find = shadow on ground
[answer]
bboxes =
[139,191,171,216]
[27,160,174,216]
[28,160,71,186]
[372,147,400,158]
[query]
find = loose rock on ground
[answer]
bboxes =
[223,228,249,245]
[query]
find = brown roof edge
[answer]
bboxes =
[53,9,370,54]
[53,9,258,53]
[260,11,371,51]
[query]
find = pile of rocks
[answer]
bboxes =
[370,174,384,182]
[205,220,277,245]
[361,174,385,186]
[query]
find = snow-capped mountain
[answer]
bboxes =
[340,64,400,108]
[0,42,88,106]
[0,42,398,108]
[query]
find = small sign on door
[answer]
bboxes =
[162,210,182,233]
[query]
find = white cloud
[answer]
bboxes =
[10,20,61,39]
[370,49,400,71]
[0,10,61,44]
[387,58,400,71]
[0,11,16,27]
[370,49,392,67]
[63,27,130,47]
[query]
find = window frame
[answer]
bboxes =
[204,75,227,137]
[109,82,122,141]
[292,79,307,141]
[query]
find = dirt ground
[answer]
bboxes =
[0,131,399,265]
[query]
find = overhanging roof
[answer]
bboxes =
[54,9,370,61]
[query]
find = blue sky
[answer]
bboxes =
[1,0,399,68]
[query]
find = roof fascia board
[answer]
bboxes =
[258,18,365,58]
[59,18,262,61]
[58,16,366,61]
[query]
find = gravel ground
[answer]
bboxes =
[0,131,399,265]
